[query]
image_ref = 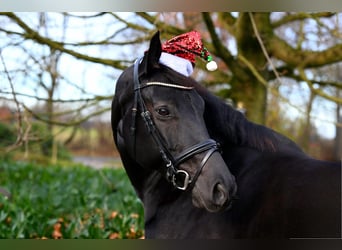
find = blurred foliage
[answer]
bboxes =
[0,122,16,147]
[0,161,144,239]
[29,122,71,161]
[0,121,72,163]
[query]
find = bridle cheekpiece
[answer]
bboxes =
[130,58,220,191]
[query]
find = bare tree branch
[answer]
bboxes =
[0,49,24,152]
[298,68,342,104]
[0,12,129,69]
[267,33,342,69]
[0,90,112,103]
[24,104,111,127]
[272,12,336,28]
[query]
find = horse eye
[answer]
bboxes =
[156,107,170,116]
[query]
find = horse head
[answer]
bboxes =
[111,31,237,213]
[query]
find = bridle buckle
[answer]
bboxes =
[172,170,191,191]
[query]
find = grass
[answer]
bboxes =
[0,160,144,239]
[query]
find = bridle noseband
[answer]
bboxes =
[130,58,220,191]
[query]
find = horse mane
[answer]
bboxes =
[202,90,304,153]
[159,66,303,154]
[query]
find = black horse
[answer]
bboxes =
[111,32,341,238]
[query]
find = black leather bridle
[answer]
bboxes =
[130,58,220,191]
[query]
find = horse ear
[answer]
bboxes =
[141,31,162,75]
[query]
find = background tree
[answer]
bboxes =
[0,12,341,161]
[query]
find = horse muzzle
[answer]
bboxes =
[192,179,237,212]
[190,152,238,213]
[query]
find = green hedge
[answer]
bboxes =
[0,161,144,239]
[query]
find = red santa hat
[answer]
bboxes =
[159,30,218,76]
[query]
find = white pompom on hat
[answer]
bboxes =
[206,60,218,71]
[159,30,217,76]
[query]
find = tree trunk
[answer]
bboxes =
[230,79,267,124]
[299,91,314,152]
[232,13,270,124]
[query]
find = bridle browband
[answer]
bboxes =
[130,57,220,191]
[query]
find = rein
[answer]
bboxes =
[131,58,220,191]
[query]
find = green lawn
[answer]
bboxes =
[0,161,144,239]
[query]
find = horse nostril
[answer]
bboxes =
[213,183,228,206]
